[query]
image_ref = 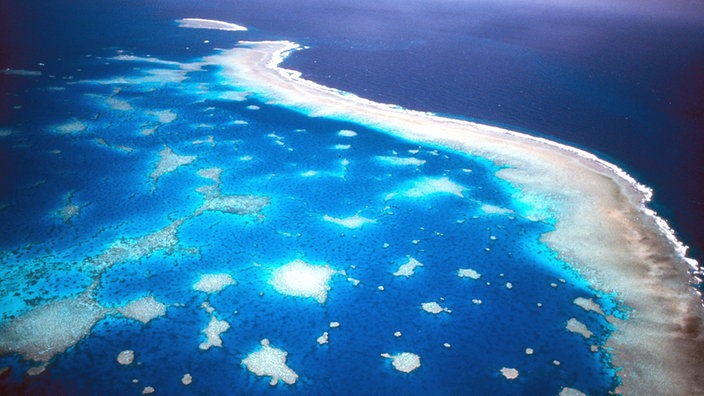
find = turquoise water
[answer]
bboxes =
[0,46,621,394]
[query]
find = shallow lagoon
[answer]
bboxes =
[0,43,621,394]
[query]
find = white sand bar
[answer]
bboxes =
[242,339,298,386]
[381,352,421,373]
[176,18,247,32]
[270,259,336,303]
[206,41,704,394]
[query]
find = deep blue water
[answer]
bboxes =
[0,0,700,394]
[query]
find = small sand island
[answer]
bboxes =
[176,18,247,32]
[206,40,704,395]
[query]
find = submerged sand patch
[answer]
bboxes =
[323,214,376,229]
[376,156,425,167]
[181,373,193,385]
[176,18,247,32]
[395,177,466,199]
[338,129,357,137]
[559,387,587,396]
[55,118,87,134]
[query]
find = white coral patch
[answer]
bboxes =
[393,257,423,277]
[193,273,236,294]
[323,214,376,229]
[242,339,298,386]
[501,367,519,379]
[117,350,135,365]
[457,268,481,279]
[199,315,230,350]
[375,156,426,166]
[118,296,167,324]
[270,259,336,303]
[566,318,593,339]
[381,352,421,373]
[399,177,466,199]
[337,129,357,137]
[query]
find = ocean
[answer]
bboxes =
[13,0,697,263]
[0,0,702,394]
